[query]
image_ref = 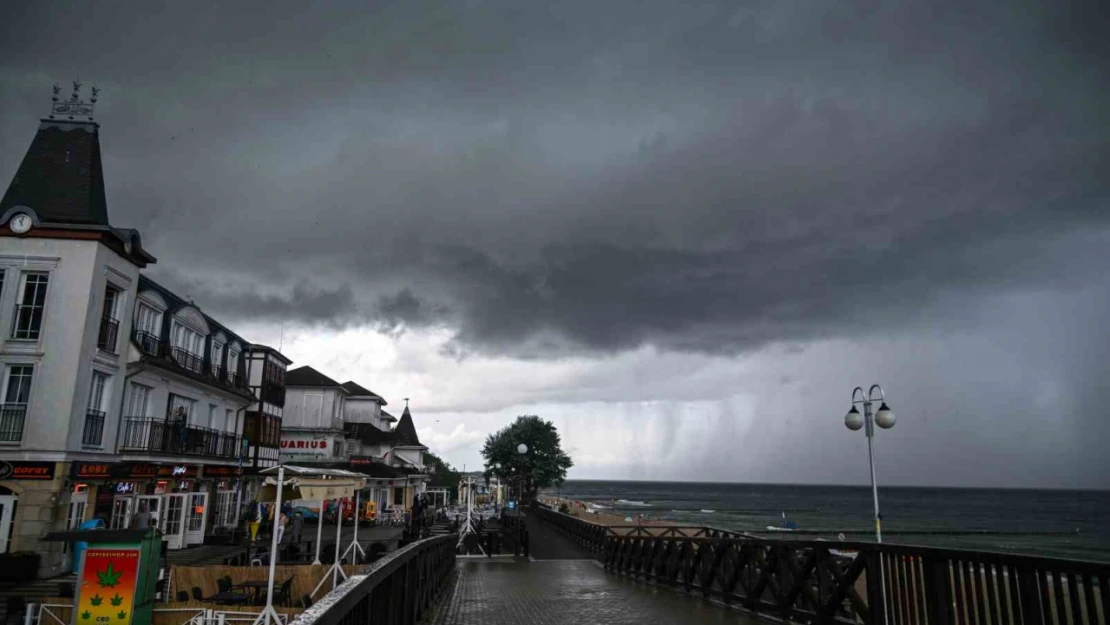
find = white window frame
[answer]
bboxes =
[126,383,151,418]
[87,371,109,412]
[11,271,50,340]
[2,365,34,404]
[135,304,162,336]
[211,341,224,371]
[171,322,204,356]
[168,393,196,424]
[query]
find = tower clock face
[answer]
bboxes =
[9,213,32,234]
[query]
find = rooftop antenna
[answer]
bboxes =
[404,397,410,408]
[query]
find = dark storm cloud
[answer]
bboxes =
[1,0,1108,357]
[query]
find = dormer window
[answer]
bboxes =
[210,341,225,379]
[170,321,205,374]
[227,345,241,385]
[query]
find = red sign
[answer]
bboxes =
[1,461,56,480]
[71,462,113,479]
[280,439,328,449]
[76,547,141,625]
[202,466,242,477]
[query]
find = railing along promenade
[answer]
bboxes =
[293,533,456,625]
[531,504,1109,625]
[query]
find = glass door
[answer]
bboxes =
[184,492,209,546]
[161,494,187,549]
[137,495,162,527]
[110,496,133,529]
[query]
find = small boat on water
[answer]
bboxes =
[767,511,798,532]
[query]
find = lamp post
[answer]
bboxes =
[844,385,896,543]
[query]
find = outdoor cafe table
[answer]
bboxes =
[234,580,270,604]
[211,591,252,606]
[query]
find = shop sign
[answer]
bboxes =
[76,546,141,625]
[71,462,114,479]
[117,464,198,479]
[0,461,56,480]
[280,438,328,450]
[202,466,242,477]
[115,482,137,494]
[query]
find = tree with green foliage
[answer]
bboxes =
[424,451,461,502]
[481,416,573,501]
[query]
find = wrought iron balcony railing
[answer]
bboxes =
[97,316,119,353]
[119,417,240,459]
[82,409,106,446]
[0,404,27,442]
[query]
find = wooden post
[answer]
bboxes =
[865,548,888,625]
[924,555,953,625]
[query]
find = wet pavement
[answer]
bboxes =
[426,559,757,625]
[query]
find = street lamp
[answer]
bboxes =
[844,385,896,543]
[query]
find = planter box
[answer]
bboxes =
[0,552,41,582]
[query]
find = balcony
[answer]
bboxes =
[133,328,164,357]
[119,417,240,459]
[82,409,106,446]
[209,364,223,381]
[97,316,119,353]
[171,347,204,374]
[0,404,26,442]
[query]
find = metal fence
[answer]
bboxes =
[532,505,1109,625]
[291,533,456,625]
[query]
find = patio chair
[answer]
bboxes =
[176,591,189,602]
[217,576,232,593]
[300,594,313,609]
[274,577,294,607]
[191,587,204,602]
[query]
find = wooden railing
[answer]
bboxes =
[531,504,1109,625]
[292,533,456,625]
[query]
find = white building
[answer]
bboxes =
[0,94,290,576]
[280,366,431,515]
[280,366,349,464]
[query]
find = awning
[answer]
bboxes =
[257,465,368,501]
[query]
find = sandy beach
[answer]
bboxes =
[539,495,676,528]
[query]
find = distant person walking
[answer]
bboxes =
[276,510,289,543]
[131,503,152,530]
[291,510,304,545]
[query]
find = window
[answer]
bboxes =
[2,366,33,404]
[1,365,33,442]
[211,341,224,375]
[126,383,151,417]
[227,348,240,379]
[97,285,122,352]
[225,409,234,434]
[135,304,161,335]
[168,394,195,424]
[209,404,219,430]
[84,371,109,446]
[171,322,204,355]
[88,372,108,412]
[170,322,205,373]
[12,272,49,340]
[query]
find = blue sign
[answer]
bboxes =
[507,501,517,509]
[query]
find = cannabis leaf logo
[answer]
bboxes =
[90,594,103,606]
[80,611,91,620]
[117,610,127,620]
[97,562,122,588]
[110,593,123,606]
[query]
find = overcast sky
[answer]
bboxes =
[3,0,1108,488]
